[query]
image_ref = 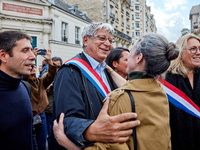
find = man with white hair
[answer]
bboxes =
[52,23,140,149]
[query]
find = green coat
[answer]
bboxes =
[84,78,171,150]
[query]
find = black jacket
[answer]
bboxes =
[51,52,117,149]
[165,69,200,150]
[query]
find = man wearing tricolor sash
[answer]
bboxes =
[51,23,140,149]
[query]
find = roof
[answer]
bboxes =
[189,5,200,19]
[49,0,93,23]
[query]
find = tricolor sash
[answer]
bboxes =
[65,58,110,98]
[157,76,200,119]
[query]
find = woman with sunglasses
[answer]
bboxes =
[165,34,200,150]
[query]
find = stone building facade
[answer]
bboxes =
[0,0,92,73]
[189,4,200,36]
[63,0,132,49]
[131,0,156,44]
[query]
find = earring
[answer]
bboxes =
[114,68,117,72]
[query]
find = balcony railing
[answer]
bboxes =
[75,40,80,44]
[121,8,124,13]
[126,11,129,16]
[114,28,132,42]
[115,18,119,22]
[121,22,124,26]
[62,36,68,42]
[194,22,198,29]
[110,12,115,18]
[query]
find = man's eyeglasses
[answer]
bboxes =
[87,35,115,44]
[188,47,200,54]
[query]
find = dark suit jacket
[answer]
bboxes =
[51,52,117,149]
[165,69,200,150]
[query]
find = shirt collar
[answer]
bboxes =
[83,51,107,70]
[129,71,153,80]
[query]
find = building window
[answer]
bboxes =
[62,22,68,42]
[127,31,129,35]
[132,14,134,20]
[115,11,118,21]
[136,23,140,28]
[126,19,129,27]
[116,41,118,47]
[135,6,139,10]
[136,32,140,36]
[75,27,80,44]
[110,5,114,16]
[132,32,134,37]
[132,23,134,29]
[121,15,124,25]
[135,14,140,19]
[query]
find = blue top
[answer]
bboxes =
[0,70,33,150]
[83,51,111,92]
[39,64,49,77]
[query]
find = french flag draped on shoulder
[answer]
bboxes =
[157,76,200,119]
[65,58,110,98]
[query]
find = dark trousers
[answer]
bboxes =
[34,111,47,150]
[45,112,53,149]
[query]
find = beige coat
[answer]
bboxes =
[84,78,171,150]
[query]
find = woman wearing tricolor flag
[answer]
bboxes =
[165,34,200,150]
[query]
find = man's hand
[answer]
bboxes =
[32,47,39,56]
[43,49,51,60]
[83,97,140,143]
[53,113,80,150]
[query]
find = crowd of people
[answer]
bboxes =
[0,22,200,150]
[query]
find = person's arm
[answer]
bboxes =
[53,66,95,148]
[106,65,126,88]
[41,49,57,88]
[83,97,140,143]
[53,113,80,150]
[54,97,140,145]
[54,66,139,146]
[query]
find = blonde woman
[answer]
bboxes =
[165,34,200,150]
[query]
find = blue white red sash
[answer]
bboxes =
[64,58,110,98]
[157,76,200,119]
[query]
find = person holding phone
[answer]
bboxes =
[37,49,48,78]
[23,48,57,150]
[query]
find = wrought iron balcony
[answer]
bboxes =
[114,28,132,42]
[75,40,80,44]
[110,12,115,18]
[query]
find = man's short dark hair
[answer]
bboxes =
[52,57,63,65]
[0,31,32,65]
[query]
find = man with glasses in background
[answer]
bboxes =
[51,23,140,149]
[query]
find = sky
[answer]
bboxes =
[146,0,199,42]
